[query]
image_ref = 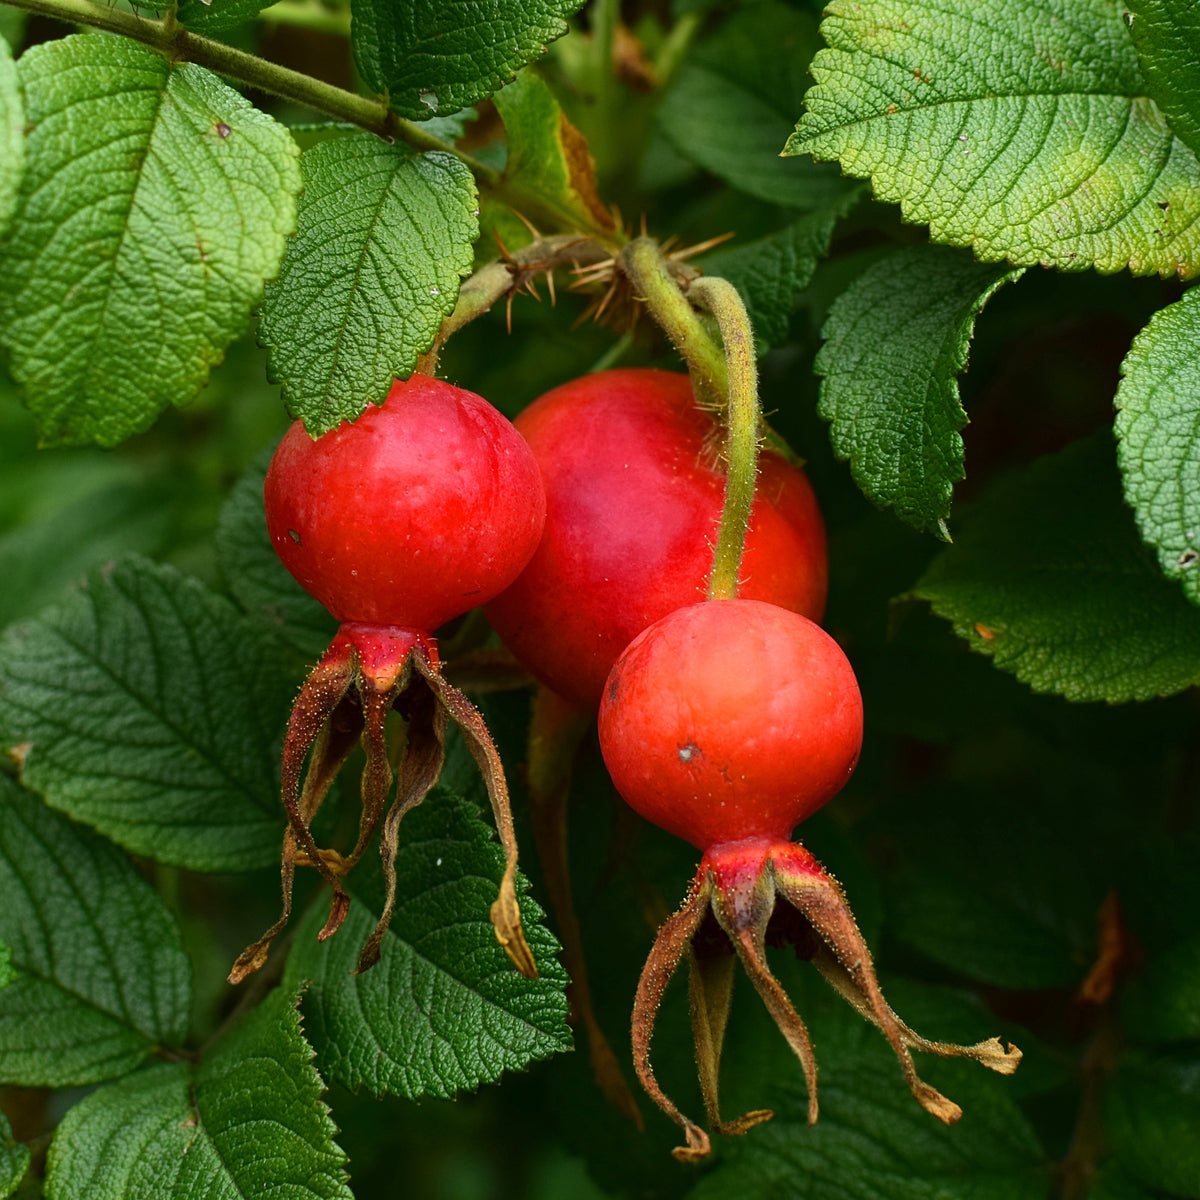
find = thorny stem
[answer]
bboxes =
[618,238,729,408]
[689,276,761,601]
[3,0,620,241]
[416,234,611,375]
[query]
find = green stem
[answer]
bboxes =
[2,0,619,242]
[618,237,728,408]
[688,276,760,601]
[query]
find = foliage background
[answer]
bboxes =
[0,0,1198,1197]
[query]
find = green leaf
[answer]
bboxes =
[1121,933,1200,1044]
[1114,287,1200,606]
[0,556,290,871]
[702,186,865,347]
[0,779,191,1087]
[0,35,22,241]
[1125,0,1200,160]
[177,0,277,34]
[816,245,1022,537]
[44,986,352,1200]
[0,481,172,630]
[0,1110,29,1200]
[913,434,1200,702]
[351,0,581,121]
[789,0,1200,277]
[0,941,14,990]
[0,34,300,446]
[216,446,337,662]
[658,4,850,209]
[259,135,477,433]
[1105,1050,1200,1197]
[493,71,614,236]
[691,979,1046,1200]
[285,793,571,1098]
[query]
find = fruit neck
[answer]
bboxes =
[333,623,440,689]
[701,837,826,891]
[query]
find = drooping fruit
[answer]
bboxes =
[485,368,827,708]
[598,598,1021,1160]
[231,374,546,985]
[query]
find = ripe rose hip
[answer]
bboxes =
[232,374,545,985]
[599,599,1021,1160]
[485,368,827,707]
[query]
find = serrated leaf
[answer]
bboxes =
[1114,287,1200,606]
[816,245,1021,537]
[1105,1050,1200,1197]
[493,71,614,235]
[690,980,1046,1200]
[0,779,191,1087]
[875,786,1100,989]
[259,135,477,433]
[702,186,865,346]
[658,4,849,209]
[0,1110,29,1199]
[351,0,581,121]
[0,35,22,241]
[1126,0,1200,160]
[789,0,1200,277]
[0,480,172,630]
[285,794,570,1098]
[0,556,290,871]
[913,434,1200,702]
[177,0,277,34]
[216,446,336,661]
[44,987,352,1200]
[0,34,300,446]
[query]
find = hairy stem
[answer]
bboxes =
[3,0,618,240]
[689,276,761,601]
[618,237,728,408]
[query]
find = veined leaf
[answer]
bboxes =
[1114,287,1200,606]
[216,447,336,662]
[913,434,1200,702]
[659,3,850,209]
[702,186,865,347]
[177,0,278,33]
[0,556,291,871]
[0,780,191,1087]
[259,135,477,434]
[816,245,1022,537]
[44,987,352,1200]
[0,1110,28,1199]
[0,35,300,446]
[494,70,614,235]
[351,0,581,121]
[285,795,571,1098]
[1125,0,1200,160]
[789,0,1200,277]
[0,35,21,240]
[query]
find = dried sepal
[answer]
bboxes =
[628,838,1021,1159]
[231,624,538,984]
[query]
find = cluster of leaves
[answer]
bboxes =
[0,0,1198,1197]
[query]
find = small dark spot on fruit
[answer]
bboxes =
[215,122,231,138]
[288,529,302,545]
[678,740,701,764]
[608,677,620,704]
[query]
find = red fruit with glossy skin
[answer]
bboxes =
[485,368,827,707]
[598,598,862,851]
[267,373,546,631]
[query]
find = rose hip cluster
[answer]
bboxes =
[241,366,1020,1159]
